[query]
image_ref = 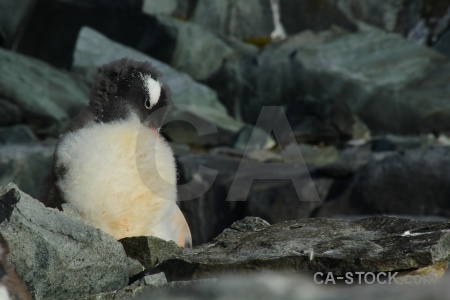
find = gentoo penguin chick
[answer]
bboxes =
[0,234,31,300]
[45,58,192,248]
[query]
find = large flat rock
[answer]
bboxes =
[153,216,450,281]
[0,48,88,136]
[0,184,129,300]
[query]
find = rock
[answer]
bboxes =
[0,233,31,300]
[337,0,417,33]
[152,216,450,281]
[214,217,270,241]
[73,27,244,146]
[292,26,450,135]
[350,147,450,217]
[370,134,435,152]
[337,0,450,46]
[177,152,323,245]
[142,0,189,18]
[85,273,168,300]
[211,25,450,135]
[435,29,450,57]
[286,95,355,145]
[190,0,275,40]
[234,125,275,150]
[139,273,168,287]
[119,236,182,269]
[0,48,89,136]
[0,144,53,199]
[155,16,236,81]
[127,258,145,278]
[17,0,181,68]
[0,99,24,126]
[206,48,303,124]
[0,125,38,145]
[0,0,35,47]
[278,0,358,34]
[0,184,129,300]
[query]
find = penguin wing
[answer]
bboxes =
[152,203,192,249]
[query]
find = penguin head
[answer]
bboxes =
[89,58,172,130]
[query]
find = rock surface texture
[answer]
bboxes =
[0,184,129,300]
[153,216,450,281]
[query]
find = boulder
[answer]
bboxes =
[0,0,35,47]
[209,25,450,135]
[154,16,236,81]
[0,48,89,136]
[435,29,450,57]
[278,0,357,34]
[0,184,129,300]
[119,236,182,269]
[190,0,274,40]
[286,95,355,145]
[85,273,168,300]
[73,27,244,146]
[336,0,450,46]
[0,125,38,145]
[142,0,190,18]
[0,144,53,199]
[177,152,323,244]
[350,147,450,217]
[0,99,24,126]
[16,0,164,68]
[152,216,450,281]
[0,233,31,300]
[313,146,450,218]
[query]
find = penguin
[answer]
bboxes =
[0,234,31,300]
[45,58,192,248]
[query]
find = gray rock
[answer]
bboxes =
[140,273,168,287]
[337,0,450,46]
[0,184,129,300]
[153,216,450,281]
[0,144,53,199]
[0,233,31,300]
[286,95,355,145]
[278,0,358,34]
[210,25,450,135]
[73,27,244,146]
[0,0,35,47]
[0,48,89,136]
[85,273,168,300]
[142,0,189,18]
[350,147,450,217]
[0,125,38,145]
[337,0,415,33]
[234,125,275,151]
[155,16,236,81]
[190,0,274,40]
[0,99,23,126]
[290,26,450,135]
[128,258,145,278]
[177,152,323,245]
[119,236,182,269]
[435,29,450,57]
[214,217,270,241]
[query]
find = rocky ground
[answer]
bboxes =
[1,0,450,299]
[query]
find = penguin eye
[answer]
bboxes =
[144,98,152,110]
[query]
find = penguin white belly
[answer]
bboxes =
[55,115,191,246]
